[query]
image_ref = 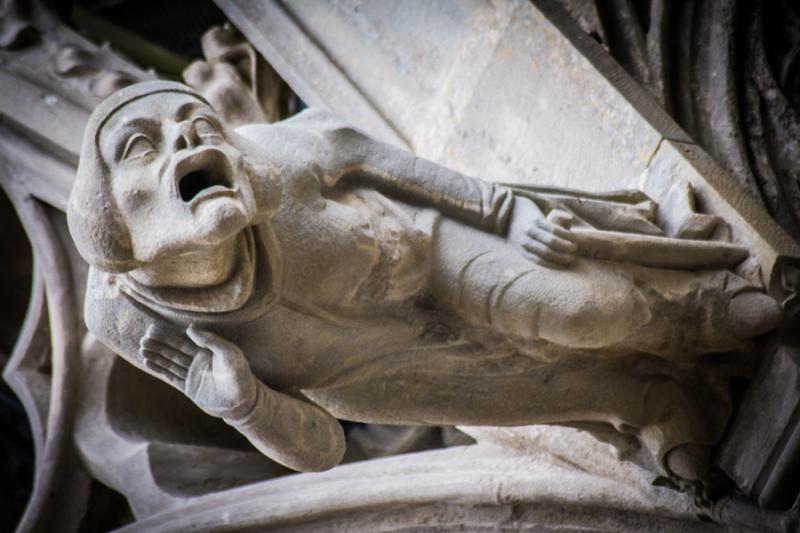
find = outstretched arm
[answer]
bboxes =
[239,109,577,266]
[139,324,346,472]
[85,271,345,473]
[322,127,515,235]
[324,124,578,267]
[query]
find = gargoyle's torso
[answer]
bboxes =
[104,168,468,396]
[85,111,493,401]
[87,108,772,418]
[274,166,436,313]
[237,169,448,392]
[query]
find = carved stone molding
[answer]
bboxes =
[0,2,151,530]
[555,0,800,243]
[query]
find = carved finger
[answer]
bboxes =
[518,248,564,270]
[145,326,199,356]
[547,209,576,228]
[549,224,577,242]
[140,337,194,367]
[187,325,242,362]
[535,217,576,240]
[144,359,185,388]
[185,350,213,397]
[142,350,189,379]
[549,235,578,253]
[527,226,577,253]
[523,240,574,266]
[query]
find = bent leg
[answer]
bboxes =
[427,218,775,357]
[428,220,647,350]
[303,347,727,477]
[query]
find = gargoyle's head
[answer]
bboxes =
[68,80,280,273]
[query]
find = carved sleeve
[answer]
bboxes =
[323,127,516,235]
[84,268,345,472]
[225,382,346,472]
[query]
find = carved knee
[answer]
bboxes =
[539,290,647,349]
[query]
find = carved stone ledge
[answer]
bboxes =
[117,441,713,533]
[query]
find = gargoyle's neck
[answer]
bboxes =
[120,228,258,314]
[128,233,243,289]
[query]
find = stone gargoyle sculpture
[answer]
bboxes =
[67,81,782,482]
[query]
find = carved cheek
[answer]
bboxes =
[122,187,155,211]
[114,170,158,214]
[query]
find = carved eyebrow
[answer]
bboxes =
[175,101,205,121]
[108,118,159,162]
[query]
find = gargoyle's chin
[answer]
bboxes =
[194,201,252,246]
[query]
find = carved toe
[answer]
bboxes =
[665,443,711,482]
[726,291,783,340]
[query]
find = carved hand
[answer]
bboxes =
[507,196,577,268]
[139,324,258,420]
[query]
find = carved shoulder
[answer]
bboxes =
[84,268,167,371]
[84,268,128,351]
[237,108,368,189]
[236,108,361,147]
[277,107,361,139]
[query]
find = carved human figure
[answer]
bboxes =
[68,81,781,479]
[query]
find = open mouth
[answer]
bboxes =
[174,149,234,203]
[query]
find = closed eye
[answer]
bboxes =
[193,117,224,140]
[122,133,157,161]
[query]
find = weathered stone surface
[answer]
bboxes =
[643,140,799,294]
[0,5,154,529]
[2,1,799,531]
[205,1,800,528]
[68,79,782,499]
[219,0,799,290]
[184,23,291,127]
[116,440,720,533]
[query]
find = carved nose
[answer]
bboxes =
[172,123,196,151]
[174,133,191,151]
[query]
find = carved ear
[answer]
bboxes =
[67,158,138,274]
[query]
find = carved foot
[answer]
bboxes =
[659,444,716,507]
[664,443,711,482]
[726,291,782,340]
